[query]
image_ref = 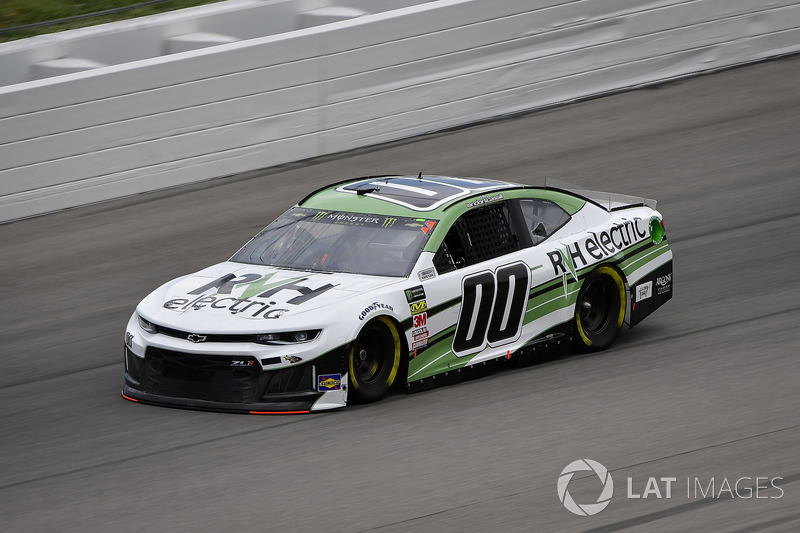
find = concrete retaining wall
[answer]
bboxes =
[1,0,798,222]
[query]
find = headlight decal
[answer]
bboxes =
[137,314,158,334]
[255,330,321,345]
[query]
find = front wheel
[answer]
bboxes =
[348,316,402,403]
[574,266,626,351]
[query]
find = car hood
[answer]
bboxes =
[137,262,399,333]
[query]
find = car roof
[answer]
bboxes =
[298,175,586,218]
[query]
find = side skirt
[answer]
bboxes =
[404,322,574,394]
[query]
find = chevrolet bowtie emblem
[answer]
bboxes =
[187,333,207,343]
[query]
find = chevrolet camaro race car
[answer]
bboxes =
[123,175,672,413]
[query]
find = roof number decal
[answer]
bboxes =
[338,176,511,211]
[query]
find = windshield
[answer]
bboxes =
[231,208,438,277]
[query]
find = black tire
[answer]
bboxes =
[348,316,402,403]
[574,266,626,351]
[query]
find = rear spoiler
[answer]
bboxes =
[545,178,657,211]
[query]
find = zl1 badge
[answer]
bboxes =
[318,374,342,391]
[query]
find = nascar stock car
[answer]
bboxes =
[123,175,672,413]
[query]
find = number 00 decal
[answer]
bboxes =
[453,262,531,357]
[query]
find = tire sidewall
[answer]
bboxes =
[574,266,626,351]
[348,316,402,403]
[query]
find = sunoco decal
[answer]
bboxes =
[318,374,342,391]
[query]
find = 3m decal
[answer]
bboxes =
[318,374,342,391]
[405,286,426,303]
[418,268,436,281]
[636,281,653,302]
[412,312,427,328]
[452,262,531,357]
[410,301,427,315]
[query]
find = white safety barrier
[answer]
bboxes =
[1,0,798,222]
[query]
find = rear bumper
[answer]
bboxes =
[628,258,673,328]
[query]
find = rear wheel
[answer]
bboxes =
[574,266,626,351]
[348,316,402,402]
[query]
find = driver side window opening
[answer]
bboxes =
[433,202,520,274]
[518,199,571,245]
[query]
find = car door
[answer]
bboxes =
[406,198,563,382]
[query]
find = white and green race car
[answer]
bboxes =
[123,175,672,413]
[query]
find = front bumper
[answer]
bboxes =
[122,344,349,413]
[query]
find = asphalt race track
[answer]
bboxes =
[2,55,799,532]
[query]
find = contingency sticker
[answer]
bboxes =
[318,374,342,391]
[636,281,653,302]
[405,285,427,303]
[418,268,436,281]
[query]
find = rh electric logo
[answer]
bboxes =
[557,459,614,516]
